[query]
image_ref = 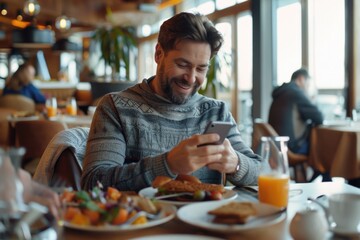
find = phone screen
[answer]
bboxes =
[200,121,233,146]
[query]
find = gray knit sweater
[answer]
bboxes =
[81,78,261,191]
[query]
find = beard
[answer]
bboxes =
[157,63,200,105]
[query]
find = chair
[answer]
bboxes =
[0,108,17,146]
[252,118,309,183]
[33,127,89,190]
[14,120,66,175]
[0,94,36,112]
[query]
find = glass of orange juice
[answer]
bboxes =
[66,97,77,116]
[46,97,58,118]
[258,136,290,208]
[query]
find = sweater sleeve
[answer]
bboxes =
[296,92,324,125]
[224,117,262,186]
[80,95,176,191]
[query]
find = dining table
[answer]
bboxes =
[309,120,360,186]
[57,181,360,240]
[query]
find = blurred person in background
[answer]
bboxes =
[268,68,324,155]
[2,63,46,104]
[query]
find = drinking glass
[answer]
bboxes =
[258,136,290,208]
[46,97,58,118]
[66,97,77,116]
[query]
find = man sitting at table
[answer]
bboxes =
[81,12,261,191]
[268,68,324,155]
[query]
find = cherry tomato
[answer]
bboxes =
[209,191,223,200]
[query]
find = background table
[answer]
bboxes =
[309,121,360,185]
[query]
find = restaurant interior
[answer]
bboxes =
[0,0,360,239]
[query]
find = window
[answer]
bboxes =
[308,0,345,119]
[276,0,302,85]
[237,12,253,128]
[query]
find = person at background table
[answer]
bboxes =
[2,63,46,105]
[81,12,262,191]
[268,68,324,155]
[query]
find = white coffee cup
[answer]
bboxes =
[328,193,360,231]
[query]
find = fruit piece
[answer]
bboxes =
[83,208,101,224]
[61,190,76,202]
[107,187,121,201]
[209,191,223,200]
[71,212,91,226]
[132,215,147,225]
[64,207,81,221]
[193,190,206,201]
[111,208,129,225]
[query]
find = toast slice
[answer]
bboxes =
[160,180,225,193]
[208,202,257,224]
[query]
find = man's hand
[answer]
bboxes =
[206,139,239,173]
[166,133,232,175]
[19,169,61,219]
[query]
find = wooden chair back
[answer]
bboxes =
[0,95,36,112]
[0,108,17,146]
[14,120,66,174]
[252,118,309,182]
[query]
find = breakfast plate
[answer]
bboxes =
[130,234,225,240]
[62,202,176,232]
[138,187,238,206]
[177,200,286,233]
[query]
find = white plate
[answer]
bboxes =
[130,234,224,240]
[177,201,286,233]
[330,226,360,237]
[138,187,238,206]
[63,202,176,232]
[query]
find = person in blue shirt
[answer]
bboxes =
[3,63,46,104]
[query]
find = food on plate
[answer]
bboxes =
[208,202,257,224]
[60,184,159,227]
[152,175,225,201]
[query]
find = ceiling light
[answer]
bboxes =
[0,2,7,16]
[55,15,71,31]
[16,9,23,21]
[23,0,40,17]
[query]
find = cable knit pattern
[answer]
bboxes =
[81,78,261,191]
[33,127,89,185]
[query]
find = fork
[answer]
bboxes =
[120,211,160,227]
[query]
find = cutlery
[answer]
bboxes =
[120,211,161,227]
[154,192,193,200]
[245,207,287,223]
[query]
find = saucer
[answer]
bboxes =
[330,225,360,237]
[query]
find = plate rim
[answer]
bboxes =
[138,187,238,206]
[63,202,176,232]
[176,200,286,233]
[330,226,360,236]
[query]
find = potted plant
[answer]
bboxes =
[92,26,137,81]
[199,51,232,99]
[90,26,137,103]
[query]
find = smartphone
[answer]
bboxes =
[200,121,233,146]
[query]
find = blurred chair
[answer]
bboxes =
[252,118,309,183]
[0,108,17,147]
[14,120,66,175]
[0,94,36,112]
[33,127,89,190]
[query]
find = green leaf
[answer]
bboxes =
[75,190,91,202]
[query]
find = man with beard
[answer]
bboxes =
[81,12,261,191]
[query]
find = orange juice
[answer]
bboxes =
[66,104,77,115]
[47,106,57,117]
[258,174,289,208]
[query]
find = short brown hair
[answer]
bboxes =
[158,12,223,59]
